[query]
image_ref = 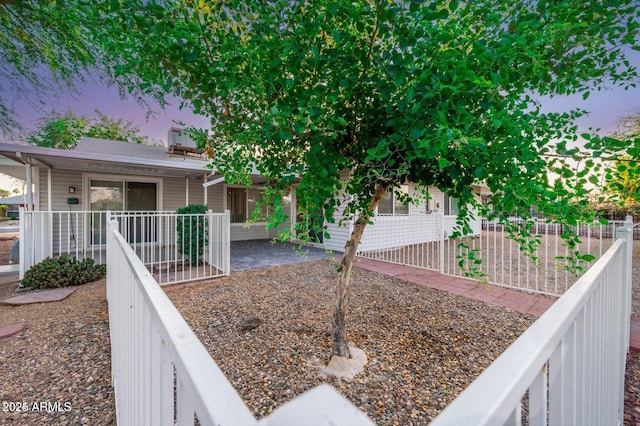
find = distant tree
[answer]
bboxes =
[98,0,640,359]
[0,189,10,199]
[85,110,151,145]
[598,109,640,207]
[614,109,640,139]
[26,110,154,149]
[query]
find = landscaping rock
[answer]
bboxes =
[239,316,263,331]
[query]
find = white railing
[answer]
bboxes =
[19,209,230,285]
[357,214,630,296]
[430,216,633,425]
[106,219,374,426]
[106,212,632,425]
[111,210,230,285]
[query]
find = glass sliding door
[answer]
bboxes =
[89,178,158,245]
[125,182,157,243]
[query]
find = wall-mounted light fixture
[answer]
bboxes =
[68,186,76,194]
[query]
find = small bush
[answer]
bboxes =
[176,204,209,265]
[21,255,106,289]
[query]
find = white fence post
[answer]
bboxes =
[224,209,231,275]
[438,213,445,274]
[615,215,633,354]
[19,207,25,279]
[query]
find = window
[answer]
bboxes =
[227,186,266,223]
[378,185,409,215]
[444,194,460,215]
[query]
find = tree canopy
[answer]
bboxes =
[0,1,98,135]
[25,110,155,149]
[0,0,165,137]
[93,0,640,356]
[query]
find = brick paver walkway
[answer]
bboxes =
[354,256,640,351]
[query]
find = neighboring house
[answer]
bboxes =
[0,194,25,218]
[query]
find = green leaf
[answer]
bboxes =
[438,158,451,170]
[409,127,423,140]
[474,166,488,179]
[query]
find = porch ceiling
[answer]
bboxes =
[0,157,26,180]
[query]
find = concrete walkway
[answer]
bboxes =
[231,240,332,272]
[1,287,76,305]
[354,257,640,352]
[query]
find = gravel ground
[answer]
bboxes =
[0,252,639,424]
[167,261,536,424]
[0,278,115,425]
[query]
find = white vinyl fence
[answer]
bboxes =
[106,212,633,425]
[431,216,633,425]
[19,208,230,285]
[106,219,374,426]
[358,214,633,296]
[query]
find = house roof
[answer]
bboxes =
[0,194,25,205]
[74,138,199,162]
[0,138,213,179]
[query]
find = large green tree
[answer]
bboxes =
[26,110,155,149]
[96,0,639,358]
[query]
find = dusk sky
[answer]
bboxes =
[1,46,639,191]
[4,49,639,143]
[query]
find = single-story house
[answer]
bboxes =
[0,194,25,218]
[0,130,484,282]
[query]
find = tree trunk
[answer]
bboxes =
[332,184,387,357]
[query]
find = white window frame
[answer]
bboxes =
[443,194,460,216]
[83,173,163,212]
[377,185,410,216]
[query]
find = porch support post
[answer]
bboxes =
[185,177,189,206]
[47,167,52,212]
[203,174,208,206]
[25,158,33,211]
[439,213,445,274]
[19,207,25,279]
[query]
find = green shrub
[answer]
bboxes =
[176,204,209,266]
[21,255,106,289]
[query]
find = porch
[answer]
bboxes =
[19,209,232,285]
[18,209,336,285]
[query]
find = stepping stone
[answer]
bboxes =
[1,287,77,305]
[0,323,24,339]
